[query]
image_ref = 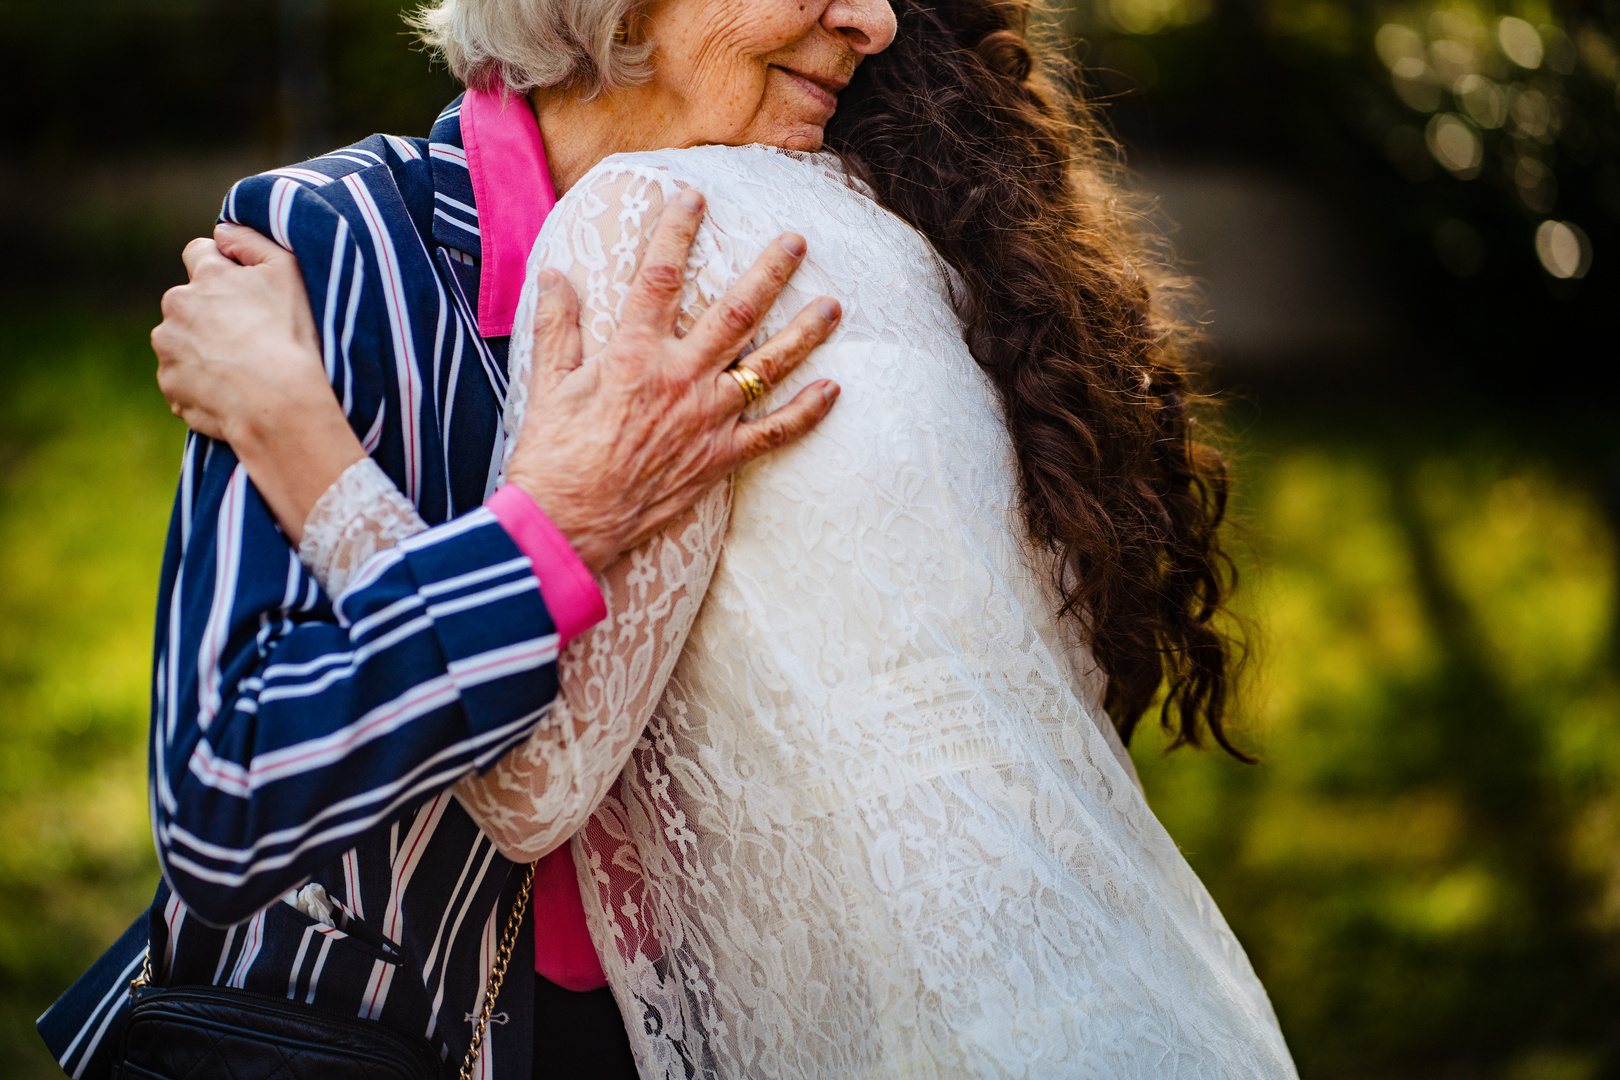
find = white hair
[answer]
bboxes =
[409,0,653,97]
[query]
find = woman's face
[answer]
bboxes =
[640,0,896,152]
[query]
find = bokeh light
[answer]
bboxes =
[1427,112,1484,177]
[1534,220,1593,278]
[1498,16,1545,70]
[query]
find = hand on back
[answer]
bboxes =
[150,192,840,568]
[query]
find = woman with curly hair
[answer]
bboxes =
[134,0,1295,1075]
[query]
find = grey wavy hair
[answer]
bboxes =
[409,0,654,96]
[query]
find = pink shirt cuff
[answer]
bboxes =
[485,484,606,646]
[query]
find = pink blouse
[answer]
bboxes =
[466,86,609,993]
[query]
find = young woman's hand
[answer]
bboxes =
[153,224,364,544]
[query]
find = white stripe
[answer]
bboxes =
[434,191,478,218]
[342,174,423,502]
[474,909,498,1080]
[427,575,539,620]
[257,613,438,705]
[259,573,542,706]
[433,207,480,236]
[399,505,496,552]
[161,705,544,883]
[422,836,487,989]
[187,739,250,797]
[326,149,384,169]
[161,892,185,980]
[383,134,422,161]
[58,948,145,1074]
[429,143,468,167]
[343,849,365,920]
[362,959,395,1021]
[304,934,335,1004]
[442,316,463,503]
[196,467,247,731]
[341,249,365,414]
[438,258,507,400]
[210,924,239,985]
[269,178,297,249]
[344,585,424,645]
[360,400,387,454]
[337,545,408,617]
[287,922,317,999]
[261,643,367,683]
[421,554,533,600]
[226,909,267,988]
[382,793,447,946]
[424,842,497,1037]
[250,675,459,784]
[320,218,351,384]
[268,166,335,188]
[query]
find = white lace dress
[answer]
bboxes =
[302,144,1298,1080]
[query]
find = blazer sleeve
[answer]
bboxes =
[149,167,560,926]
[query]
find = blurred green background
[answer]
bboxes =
[0,0,1616,1077]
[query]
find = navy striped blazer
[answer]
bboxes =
[40,96,560,1080]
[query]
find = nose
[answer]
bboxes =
[823,0,897,55]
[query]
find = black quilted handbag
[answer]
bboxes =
[112,985,444,1080]
[110,864,533,1080]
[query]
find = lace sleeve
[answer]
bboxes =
[298,456,429,597]
[454,167,736,863]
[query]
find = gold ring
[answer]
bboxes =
[726,363,767,407]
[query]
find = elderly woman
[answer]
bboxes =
[53,0,1304,1077]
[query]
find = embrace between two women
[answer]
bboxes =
[43,0,1299,1076]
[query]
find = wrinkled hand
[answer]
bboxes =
[504,189,842,573]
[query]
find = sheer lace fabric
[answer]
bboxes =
[299,457,429,598]
[472,146,1297,1080]
[297,175,735,865]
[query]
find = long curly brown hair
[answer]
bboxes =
[824,0,1246,757]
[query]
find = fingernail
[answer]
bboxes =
[679,190,704,212]
[780,233,807,258]
[538,269,561,292]
[817,297,840,321]
[217,221,238,231]
[821,381,840,403]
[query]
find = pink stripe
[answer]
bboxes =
[460,88,557,338]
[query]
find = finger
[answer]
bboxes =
[730,380,840,463]
[180,237,229,280]
[719,296,840,407]
[618,189,706,332]
[214,222,290,267]
[686,234,808,371]
[529,270,584,396]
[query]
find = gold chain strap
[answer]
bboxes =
[460,862,535,1080]
[126,863,534,1080]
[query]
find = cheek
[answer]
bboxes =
[743,90,826,151]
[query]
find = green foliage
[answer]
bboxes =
[0,312,182,1079]
[1134,413,1620,1078]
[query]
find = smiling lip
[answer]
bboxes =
[777,67,848,111]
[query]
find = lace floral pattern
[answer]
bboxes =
[299,456,429,597]
[474,146,1297,1080]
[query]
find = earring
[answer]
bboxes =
[613,21,629,43]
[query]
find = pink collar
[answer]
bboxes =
[459,87,558,339]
